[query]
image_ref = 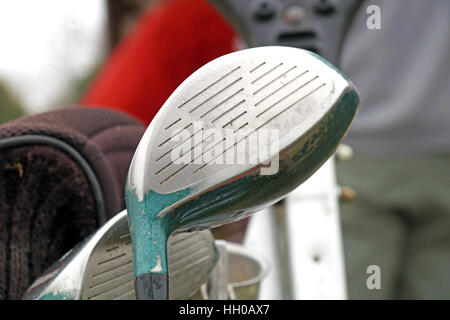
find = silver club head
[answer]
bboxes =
[22,210,217,300]
[125,46,359,299]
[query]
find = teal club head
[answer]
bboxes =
[125,46,359,299]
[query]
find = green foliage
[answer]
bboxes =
[0,80,25,124]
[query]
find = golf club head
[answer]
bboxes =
[22,210,217,300]
[125,46,359,299]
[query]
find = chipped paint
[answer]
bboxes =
[150,255,162,273]
[125,187,193,278]
[39,291,76,300]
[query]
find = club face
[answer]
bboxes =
[81,214,217,300]
[23,210,217,300]
[126,46,358,233]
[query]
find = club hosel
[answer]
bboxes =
[130,216,170,300]
[126,190,172,300]
[129,215,170,275]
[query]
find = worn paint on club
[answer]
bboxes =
[39,291,76,300]
[293,89,359,166]
[125,187,193,277]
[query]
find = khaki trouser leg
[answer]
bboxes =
[337,154,450,299]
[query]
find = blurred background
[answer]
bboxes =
[0,0,151,123]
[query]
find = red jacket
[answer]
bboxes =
[82,0,237,125]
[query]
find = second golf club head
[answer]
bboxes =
[23,210,217,300]
[126,46,359,299]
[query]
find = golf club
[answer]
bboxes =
[125,46,359,299]
[23,210,217,300]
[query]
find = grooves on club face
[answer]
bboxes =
[80,212,217,300]
[125,46,359,298]
[22,210,217,300]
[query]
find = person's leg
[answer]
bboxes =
[337,157,407,299]
[395,154,450,299]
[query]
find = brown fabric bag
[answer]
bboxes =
[0,107,145,299]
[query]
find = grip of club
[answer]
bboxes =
[135,273,169,300]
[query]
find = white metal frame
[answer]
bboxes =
[244,157,347,299]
